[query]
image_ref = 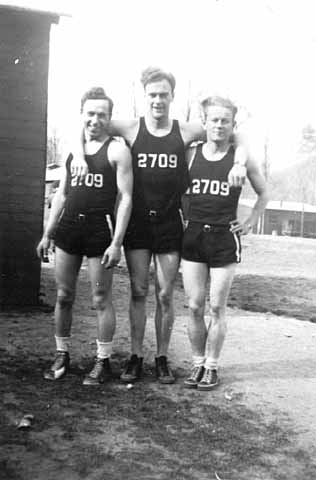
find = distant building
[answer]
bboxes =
[0,3,66,306]
[238,199,316,238]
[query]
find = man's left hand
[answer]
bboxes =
[229,219,252,235]
[228,164,247,188]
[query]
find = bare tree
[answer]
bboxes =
[47,126,62,167]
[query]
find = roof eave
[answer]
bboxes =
[0,3,71,23]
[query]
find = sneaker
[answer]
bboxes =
[120,354,143,383]
[197,368,219,391]
[183,365,205,389]
[155,356,175,384]
[44,351,70,380]
[83,358,112,385]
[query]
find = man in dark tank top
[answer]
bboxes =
[72,68,249,385]
[36,87,133,385]
[182,96,268,390]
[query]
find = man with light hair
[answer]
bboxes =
[182,95,268,390]
[71,69,249,385]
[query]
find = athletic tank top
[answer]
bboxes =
[131,117,187,217]
[187,144,241,225]
[64,137,117,216]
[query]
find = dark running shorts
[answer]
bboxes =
[54,212,115,258]
[124,211,184,254]
[182,222,241,267]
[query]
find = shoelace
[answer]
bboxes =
[125,358,138,373]
[202,369,214,383]
[89,359,104,378]
[159,358,171,376]
[189,366,202,380]
[53,352,68,369]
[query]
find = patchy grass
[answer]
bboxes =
[228,235,316,322]
[1,234,316,479]
[0,351,314,480]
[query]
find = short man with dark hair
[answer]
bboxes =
[37,87,133,385]
[182,95,268,390]
[72,69,248,384]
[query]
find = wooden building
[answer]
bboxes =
[0,4,62,306]
[238,199,316,238]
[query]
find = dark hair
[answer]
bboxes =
[200,95,238,119]
[140,66,176,93]
[80,87,114,115]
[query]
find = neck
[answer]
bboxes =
[205,137,230,153]
[85,132,109,144]
[145,113,170,130]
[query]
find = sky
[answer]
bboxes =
[4,0,316,171]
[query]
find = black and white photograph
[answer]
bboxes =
[1,1,316,479]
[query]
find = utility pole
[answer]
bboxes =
[300,203,305,237]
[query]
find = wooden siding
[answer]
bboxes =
[0,8,55,306]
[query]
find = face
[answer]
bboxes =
[204,105,235,143]
[82,99,111,140]
[144,79,174,120]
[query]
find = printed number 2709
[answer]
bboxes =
[138,153,177,168]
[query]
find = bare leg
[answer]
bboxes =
[83,257,115,385]
[154,251,180,356]
[182,260,209,357]
[206,263,237,365]
[44,247,82,380]
[88,257,115,342]
[54,247,82,337]
[125,249,151,356]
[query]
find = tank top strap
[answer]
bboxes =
[171,119,181,136]
[138,117,147,134]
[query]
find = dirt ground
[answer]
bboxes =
[1,235,316,480]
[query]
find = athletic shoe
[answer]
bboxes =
[183,365,205,389]
[120,354,143,383]
[83,358,112,385]
[44,351,70,381]
[155,356,175,384]
[197,368,219,391]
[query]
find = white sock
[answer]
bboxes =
[192,355,205,367]
[204,357,218,370]
[96,340,113,359]
[55,335,71,352]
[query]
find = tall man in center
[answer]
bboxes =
[73,67,248,383]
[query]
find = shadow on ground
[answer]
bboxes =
[1,349,315,480]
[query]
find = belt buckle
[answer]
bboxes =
[203,224,211,232]
[78,213,86,222]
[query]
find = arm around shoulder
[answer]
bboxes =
[180,121,206,146]
[109,119,139,146]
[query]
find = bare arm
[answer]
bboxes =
[101,141,133,268]
[36,165,68,260]
[180,121,206,146]
[70,119,138,182]
[230,157,269,235]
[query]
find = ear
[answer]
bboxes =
[201,111,207,128]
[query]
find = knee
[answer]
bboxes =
[92,289,110,311]
[188,298,204,317]
[56,289,75,310]
[210,304,225,319]
[130,281,148,300]
[157,288,173,309]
